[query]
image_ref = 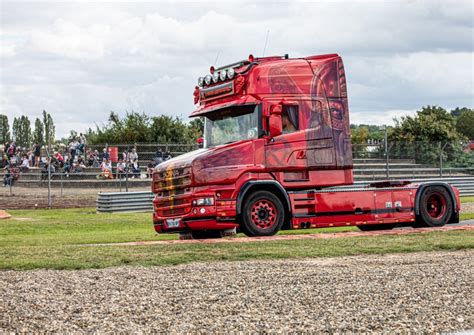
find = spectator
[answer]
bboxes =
[94,150,100,167]
[100,148,110,162]
[7,141,16,159]
[41,160,55,181]
[63,154,72,177]
[131,159,141,178]
[54,151,64,168]
[78,133,87,153]
[154,149,163,165]
[9,152,18,166]
[33,142,41,167]
[116,158,127,179]
[87,150,95,167]
[122,150,128,162]
[147,160,155,178]
[75,156,87,172]
[3,165,13,186]
[99,159,113,179]
[129,148,138,163]
[20,155,30,173]
[0,147,6,168]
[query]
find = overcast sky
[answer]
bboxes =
[1,0,473,137]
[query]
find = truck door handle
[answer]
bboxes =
[355,208,363,214]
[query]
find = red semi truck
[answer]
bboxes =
[152,53,460,238]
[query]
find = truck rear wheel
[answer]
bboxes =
[357,224,396,231]
[415,186,453,227]
[241,190,285,237]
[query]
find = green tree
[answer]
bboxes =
[12,117,19,144]
[86,112,200,145]
[0,114,10,143]
[17,116,32,148]
[389,106,464,164]
[455,109,474,139]
[450,107,470,118]
[42,110,55,145]
[33,118,44,145]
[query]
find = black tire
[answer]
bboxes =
[241,190,285,237]
[357,224,397,231]
[415,186,453,227]
[190,230,223,239]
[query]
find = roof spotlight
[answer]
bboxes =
[212,72,219,83]
[227,68,235,79]
[219,70,227,81]
[204,75,212,85]
[198,77,204,87]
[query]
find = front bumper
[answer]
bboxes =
[153,193,238,233]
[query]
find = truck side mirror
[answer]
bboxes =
[269,105,282,138]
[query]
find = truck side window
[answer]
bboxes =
[282,105,299,134]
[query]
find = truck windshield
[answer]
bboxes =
[203,105,259,148]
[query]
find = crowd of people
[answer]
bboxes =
[1,135,173,186]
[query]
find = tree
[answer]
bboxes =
[12,117,19,144]
[86,111,200,145]
[450,107,470,118]
[0,114,10,143]
[12,116,32,148]
[455,109,474,140]
[42,110,55,145]
[33,118,44,146]
[389,106,464,164]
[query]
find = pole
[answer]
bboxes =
[47,139,52,209]
[125,144,129,192]
[384,127,389,179]
[440,142,448,177]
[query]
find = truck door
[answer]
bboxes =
[265,102,309,182]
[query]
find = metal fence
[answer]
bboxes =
[1,141,473,209]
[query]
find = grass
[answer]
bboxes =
[461,196,474,204]
[0,208,472,270]
[461,213,474,220]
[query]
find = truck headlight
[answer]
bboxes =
[192,197,214,206]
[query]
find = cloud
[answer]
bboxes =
[0,0,473,137]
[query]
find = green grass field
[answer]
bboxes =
[0,205,473,270]
[461,196,474,203]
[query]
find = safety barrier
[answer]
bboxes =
[96,191,154,213]
[95,177,474,213]
[331,177,474,196]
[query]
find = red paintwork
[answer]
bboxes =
[151,54,460,234]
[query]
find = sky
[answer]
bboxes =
[1,0,473,137]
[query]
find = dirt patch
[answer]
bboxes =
[462,202,474,213]
[0,186,149,209]
[85,224,474,247]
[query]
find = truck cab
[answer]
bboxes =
[152,54,460,238]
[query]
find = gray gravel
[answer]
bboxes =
[1,250,473,333]
[462,202,474,213]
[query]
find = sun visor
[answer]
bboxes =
[191,95,260,117]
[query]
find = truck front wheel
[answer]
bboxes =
[415,186,453,227]
[241,190,285,237]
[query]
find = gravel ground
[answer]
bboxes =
[462,202,474,213]
[1,250,473,333]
